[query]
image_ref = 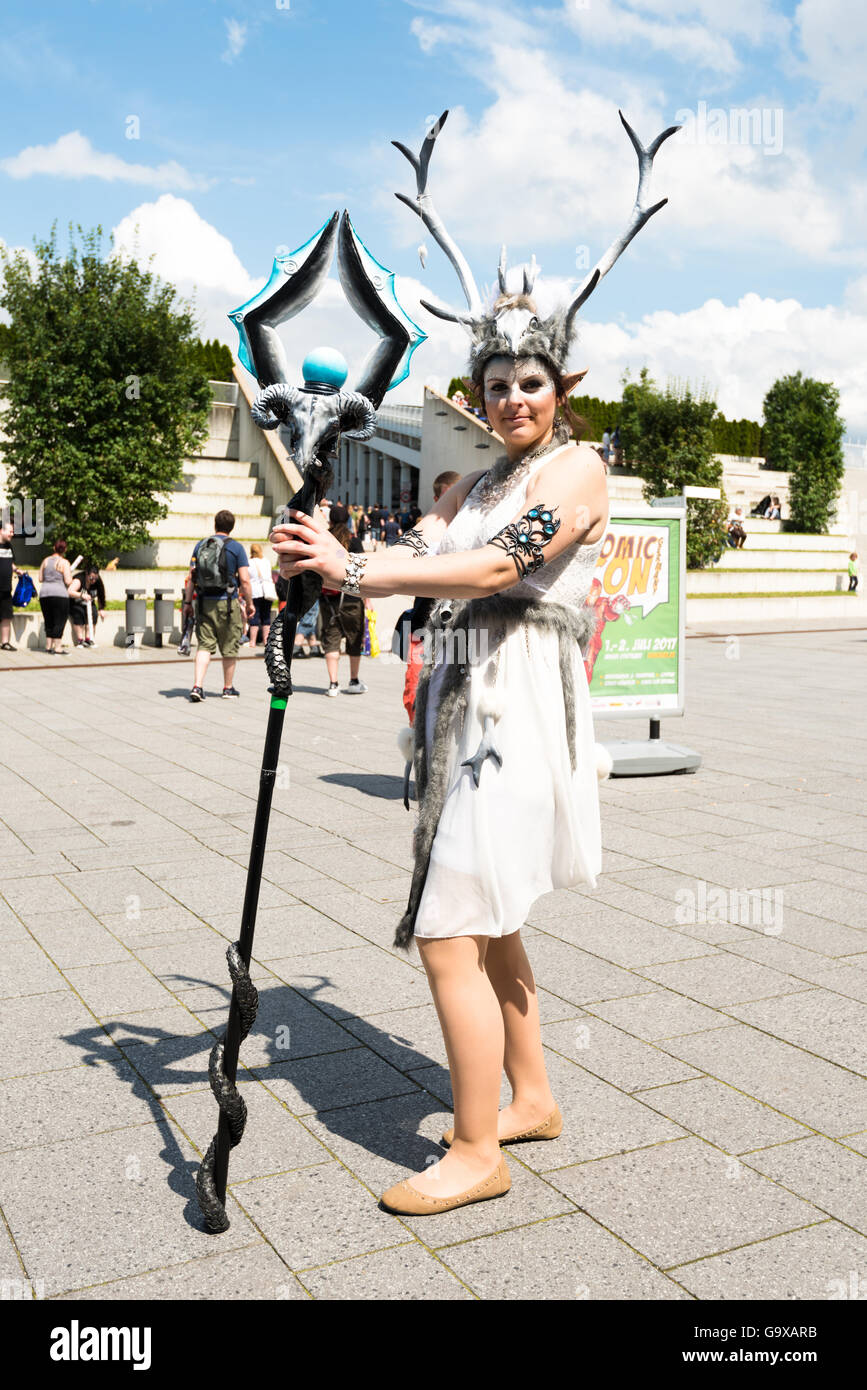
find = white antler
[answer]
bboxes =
[564,109,680,331]
[393,110,484,325]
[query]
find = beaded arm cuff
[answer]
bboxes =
[340,551,369,595]
[392,527,429,557]
[488,503,561,579]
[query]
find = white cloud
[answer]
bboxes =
[112,196,257,338]
[794,0,867,107]
[222,19,248,63]
[391,7,866,279]
[574,291,867,434]
[1,131,209,191]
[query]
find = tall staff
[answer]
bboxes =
[195,207,425,1232]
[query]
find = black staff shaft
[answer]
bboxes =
[209,577,303,1209]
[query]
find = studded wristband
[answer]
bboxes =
[340,552,368,595]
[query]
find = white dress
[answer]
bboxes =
[412,442,609,941]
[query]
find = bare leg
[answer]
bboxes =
[408,935,503,1199]
[221,657,236,688]
[193,649,211,688]
[483,931,557,1136]
[348,653,361,679]
[324,651,339,684]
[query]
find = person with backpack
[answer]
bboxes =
[188,509,254,701]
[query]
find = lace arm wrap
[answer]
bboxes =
[488,504,561,579]
[392,527,430,557]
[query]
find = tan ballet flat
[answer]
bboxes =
[441,1104,562,1149]
[379,1154,510,1215]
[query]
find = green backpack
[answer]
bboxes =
[194,536,234,611]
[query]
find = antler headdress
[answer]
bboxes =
[394,108,680,383]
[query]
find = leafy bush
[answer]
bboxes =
[762,372,845,533]
[619,367,729,569]
[0,224,211,562]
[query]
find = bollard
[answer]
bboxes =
[153,589,176,649]
[124,589,147,649]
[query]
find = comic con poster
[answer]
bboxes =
[583,515,684,715]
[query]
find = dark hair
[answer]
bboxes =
[53,538,67,555]
[330,522,352,551]
[471,356,587,442]
[214,509,235,533]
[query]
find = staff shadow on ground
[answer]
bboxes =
[64,968,448,1232]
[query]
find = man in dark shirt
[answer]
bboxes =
[188,509,254,702]
[0,519,21,651]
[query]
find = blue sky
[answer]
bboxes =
[1,0,866,432]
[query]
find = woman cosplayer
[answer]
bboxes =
[271,109,677,1216]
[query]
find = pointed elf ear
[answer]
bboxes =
[561,369,588,393]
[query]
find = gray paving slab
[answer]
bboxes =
[163,1083,332,1182]
[264,943,430,1019]
[585,988,733,1039]
[182,979,366,1066]
[740,1136,867,1235]
[25,912,132,969]
[669,1220,867,1300]
[524,935,660,1005]
[635,953,813,1007]
[636,1078,811,1154]
[541,1015,704,1091]
[62,959,178,1015]
[252,1047,421,1115]
[724,989,867,1072]
[55,1242,309,1300]
[0,1121,258,1295]
[298,1241,474,1299]
[658,1024,867,1136]
[0,1056,158,1151]
[438,1211,692,1300]
[0,940,67,998]
[535,906,714,967]
[547,1135,822,1268]
[0,991,99,1079]
[235,1161,406,1269]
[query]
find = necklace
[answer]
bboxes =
[470,432,566,508]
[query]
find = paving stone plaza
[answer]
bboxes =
[1,619,866,1303]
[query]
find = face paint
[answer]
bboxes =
[483,355,556,403]
[482,355,560,458]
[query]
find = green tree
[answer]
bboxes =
[619,367,729,569]
[190,337,235,380]
[0,224,211,561]
[762,371,845,533]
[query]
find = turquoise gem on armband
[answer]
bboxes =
[544,524,555,534]
[527,508,539,519]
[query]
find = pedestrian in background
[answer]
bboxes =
[188,509,254,702]
[0,518,22,651]
[318,504,369,696]
[38,539,74,654]
[248,542,277,651]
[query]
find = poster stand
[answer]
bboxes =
[588,493,712,777]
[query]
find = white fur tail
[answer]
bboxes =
[397,725,415,762]
[595,743,613,781]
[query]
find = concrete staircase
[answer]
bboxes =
[604,464,865,622]
[106,388,274,602]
